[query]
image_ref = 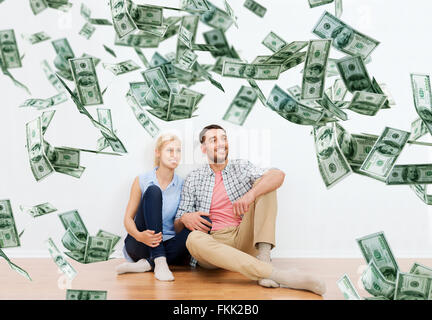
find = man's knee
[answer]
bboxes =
[186,230,204,250]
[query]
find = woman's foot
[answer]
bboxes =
[115,259,151,275]
[154,256,174,281]
[269,267,327,296]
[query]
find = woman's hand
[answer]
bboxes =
[136,230,162,247]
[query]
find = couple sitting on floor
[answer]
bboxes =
[115,124,326,295]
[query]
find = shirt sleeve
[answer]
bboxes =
[175,174,196,220]
[242,159,280,185]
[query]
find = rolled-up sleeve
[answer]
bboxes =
[175,174,196,220]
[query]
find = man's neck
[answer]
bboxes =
[209,158,228,173]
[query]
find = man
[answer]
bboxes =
[173,124,326,295]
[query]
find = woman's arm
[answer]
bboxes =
[123,176,143,240]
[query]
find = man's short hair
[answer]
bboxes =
[199,124,226,144]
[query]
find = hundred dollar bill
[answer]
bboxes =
[41,110,56,134]
[335,0,343,17]
[0,248,32,280]
[346,91,386,116]
[110,0,136,38]
[134,47,150,68]
[22,31,50,44]
[96,229,121,252]
[41,60,65,93]
[69,57,103,105]
[176,15,199,61]
[223,86,257,126]
[222,61,280,80]
[19,93,68,110]
[247,79,266,106]
[166,93,196,121]
[356,231,399,282]
[66,289,107,300]
[46,146,80,169]
[267,85,324,125]
[181,0,210,12]
[102,60,140,75]
[359,127,410,181]
[142,67,171,99]
[62,227,87,252]
[223,0,238,28]
[19,202,57,218]
[280,51,307,73]
[361,260,396,299]
[312,11,379,59]
[26,117,54,181]
[203,29,232,58]
[178,25,193,49]
[317,93,348,121]
[126,90,160,138]
[244,0,266,17]
[302,39,332,100]
[96,109,127,153]
[309,0,334,8]
[336,55,373,93]
[0,29,22,68]
[114,31,160,48]
[45,237,77,280]
[332,78,348,101]
[84,236,112,263]
[409,184,432,205]
[200,0,233,31]
[144,85,169,110]
[313,124,352,188]
[129,3,163,27]
[179,87,204,111]
[410,263,432,277]
[52,37,74,61]
[30,0,48,15]
[0,199,20,248]
[287,85,320,108]
[410,73,432,137]
[394,272,432,300]
[177,49,198,70]
[58,210,89,242]
[337,274,361,300]
[264,41,308,65]
[129,81,149,106]
[54,165,86,178]
[79,23,95,39]
[386,164,432,185]
[262,32,287,52]
[103,44,116,57]
[410,118,428,141]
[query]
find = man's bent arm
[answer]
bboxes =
[248,169,285,200]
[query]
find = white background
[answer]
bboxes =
[1,0,432,259]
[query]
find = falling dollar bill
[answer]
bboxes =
[222,61,281,80]
[176,15,199,61]
[62,227,87,252]
[410,73,432,137]
[337,274,361,300]
[361,260,396,299]
[243,0,266,17]
[22,31,50,44]
[200,0,233,31]
[312,11,379,59]
[126,90,160,138]
[386,164,432,185]
[359,127,410,181]
[336,55,373,93]
[58,210,89,242]
[394,272,432,300]
[223,85,257,125]
[103,60,140,75]
[96,229,121,253]
[19,202,57,218]
[45,237,77,280]
[83,236,112,263]
[313,124,352,188]
[410,263,432,277]
[0,248,32,280]
[0,29,22,68]
[69,57,103,105]
[309,0,334,8]
[79,23,96,39]
[66,289,107,300]
[301,39,331,100]
[110,0,137,38]
[262,31,287,52]
[356,231,399,282]
[0,199,20,248]
[346,91,387,116]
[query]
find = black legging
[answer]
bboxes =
[124,185,191,269]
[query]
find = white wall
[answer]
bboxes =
[1,0,432,259]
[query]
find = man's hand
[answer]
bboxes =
[232,191,255,217]
[180,211,212,232]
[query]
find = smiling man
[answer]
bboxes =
[173,124,326,295]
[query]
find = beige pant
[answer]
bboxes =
[186,177,277,281]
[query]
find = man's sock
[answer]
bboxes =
[115,259,151,275]
[269,267,327,296]
[256,242,279,288]
[154,256,174,281]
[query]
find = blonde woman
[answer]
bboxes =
[115,133,190,281]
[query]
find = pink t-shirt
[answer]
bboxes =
[209,170,242,231]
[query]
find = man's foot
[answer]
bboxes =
[269,267,327,296]
[115,259,151,275]
[256,242,279,288]
[154,256,174,281]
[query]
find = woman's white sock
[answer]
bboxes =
[115,259,151,275]
[154,256,174,281]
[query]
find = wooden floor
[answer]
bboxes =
[1,257,431,300]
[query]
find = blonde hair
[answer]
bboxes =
[154,133,181,167]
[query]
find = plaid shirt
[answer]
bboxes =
[175,158,279,268]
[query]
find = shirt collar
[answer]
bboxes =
[150,166,177,187]
[205,158,231,176]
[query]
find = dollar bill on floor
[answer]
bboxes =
[0,248,32,281]
[394,272,432,300]
[223,85,257,126]
[19,202,57,218]
[337,274,362,300]
[358,127,410,182]
[312,11,379,59]
[46,237,77,280]
[410,263,432,277]
[66,289,107,300]
[361,260,395,299]
[244,0,266,17]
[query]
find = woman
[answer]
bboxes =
[115,133,191,281]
